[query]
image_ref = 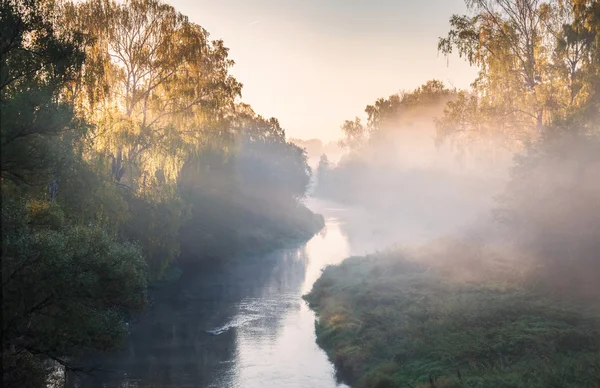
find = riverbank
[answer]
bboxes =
[304,249,600,388]
[148,200,324,290]
[179,194,325,265]
[67,201,348,388]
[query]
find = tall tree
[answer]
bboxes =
[438,0,599,151]
[1,2,148,386]
[62,0,242,192]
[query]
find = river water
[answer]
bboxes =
[70,198,437,388]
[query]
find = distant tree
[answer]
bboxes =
[339,117,368,151]
[339,80,454,154]
[177,105,319,263]
[365,80,453,130]
[316,154,330,185]
[234,108,311,202]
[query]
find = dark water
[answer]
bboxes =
[69,198,436,388]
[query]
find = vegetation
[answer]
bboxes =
[310,1,600,387]
[305,251,600,388]
[1,0,321,386]
[313,80,491,213]
[2,199,147,387]
[2,0,598,386]
[178,109,324,264]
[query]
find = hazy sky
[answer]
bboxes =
[171,0,478,141]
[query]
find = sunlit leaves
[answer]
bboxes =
[439,0,600,152]
[67,0,242,192]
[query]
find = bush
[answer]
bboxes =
[2,198,148,386]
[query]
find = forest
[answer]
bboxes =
[1,0,323,386]
[309,0,600,387]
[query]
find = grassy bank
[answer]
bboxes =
[304,250,600,388]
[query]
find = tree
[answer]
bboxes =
[120,190,187,279]
[1,0,86,186]
[49,0,246,276]
[62,0,242,192]
[316,154,330,184]
[438,0,599,152]
[339,80,454,154]
[496,111,600,297]
[339,117,368,151]
[2,199,147,387]
[177,104,320,264]
[233,107,311,203]
[366,80,453,130]
[1,3,149,386]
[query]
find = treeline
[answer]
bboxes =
[308,1,600,387]
[316,0,600,285]
[1,0,321,386]
[316,80,502,236]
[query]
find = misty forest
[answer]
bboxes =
[1,0,599,388]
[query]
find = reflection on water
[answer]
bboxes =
[69,198,441,388]
[70,198,439,388]
[71,198,369,388]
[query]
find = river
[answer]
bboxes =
[69,197,434,388]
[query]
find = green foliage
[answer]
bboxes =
[1,2,149,385]
[1,0,86,186]
[1,0,85,91]
[2,0,320,386]
[305,254,600,388]
[121,190,188,279]
[2,198,147,387]
[54,158,130,231]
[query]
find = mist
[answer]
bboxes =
[315,83,508,243]
[2,0,598,387]
[313,79,600,304]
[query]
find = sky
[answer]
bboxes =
[171,0,479,141]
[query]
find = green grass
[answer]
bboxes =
[304,254,600,388]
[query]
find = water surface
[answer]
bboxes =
[71,198,417,388]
